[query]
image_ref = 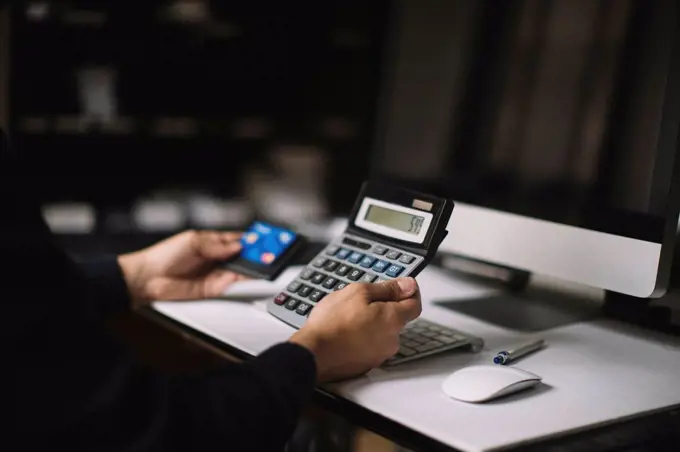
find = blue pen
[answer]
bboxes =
[493,339,545,365]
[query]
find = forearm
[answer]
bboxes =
[170,343,317,451]
[76,256,134,316]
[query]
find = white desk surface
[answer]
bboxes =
[153,266,680,452]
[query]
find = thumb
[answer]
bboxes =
[362,277,417,302]
[198,270,242,299]
[193,231,243,261]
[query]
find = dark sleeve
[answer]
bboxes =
[1,128,132,341]
[76,256,133,316]
[169,342,318,452]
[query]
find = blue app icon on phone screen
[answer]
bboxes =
[241,222,297,266]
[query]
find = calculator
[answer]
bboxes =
[268,181,483,366]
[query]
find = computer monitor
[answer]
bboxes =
[372,0,680,298]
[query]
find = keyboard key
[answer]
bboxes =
[348,252,364,264]
[323,260,339,272]
[309,289,327,302]
[284,298,300,310]
[336,248,351,259]
[297,285,312,297]
[274,293,288,305]
[342,237,371,250]
[372,244,388,255]
[335,282,349,291]
[299,268,315,280]
[399,254,416,265]
[398,346,417,356]
[386,264,405,277]
[435,335,460,344]
[296,302,312,316]
[360,255,377,268]
[372,260,389,273]
[322,277,339,290]
[348,268,365,281]
[335,264,351,276]
[310,273,326,285]
[286,281,302,293]
[312,257,327,268]
[386,250,402,260]
[325,245,340,256]
[360,273,377,283]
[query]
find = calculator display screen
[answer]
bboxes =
[364,205,425,235]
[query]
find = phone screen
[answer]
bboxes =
[241,221,297,266]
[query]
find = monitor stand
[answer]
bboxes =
[432,255,680,335]
[432,256,601,332]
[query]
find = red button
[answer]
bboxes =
[274,293,288,305]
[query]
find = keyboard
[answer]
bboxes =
[269,233,482,365]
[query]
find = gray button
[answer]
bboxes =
[360,273,377,283]
[399,254,416,264]
[386,250,402,260]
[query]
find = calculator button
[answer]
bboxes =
[336,248,351,259]
[284,298,300,310]
[335,282,349,291]
[399,254,416,264]
[296,302,312,316]
[309,289,327,303]
[360,256,376,268]
[311,273,326,285]
[325,245,340,256]
[323,260,339,272]
[348,268,365,281]
[297,285,312,297]
[342,237,371,250]
[299,268,315,280]
[322,277,339,290]
[335,264,351,276]
[360,273,377,283]
[386,264,405,277]
[372,260,389,273]
[312,257,327,268]
[348,252,364,264]
[286,281,302,293]
[274,293,289,305]
[386,250,402,260]
[372,244,388,255]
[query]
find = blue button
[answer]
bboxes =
[386,264,405,277]
[335,248,351,259]
[360,256,377,268]
[348,252,365,264]
[372,260,390,273]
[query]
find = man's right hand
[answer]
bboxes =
[289,277,422,383]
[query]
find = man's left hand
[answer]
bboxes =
[117,230,246,309]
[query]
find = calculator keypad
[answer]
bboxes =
[273,233,423,328]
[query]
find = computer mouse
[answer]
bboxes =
[441,365,542,403]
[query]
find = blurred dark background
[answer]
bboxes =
[3,0,390,255]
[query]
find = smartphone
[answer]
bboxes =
[224,221,305,280]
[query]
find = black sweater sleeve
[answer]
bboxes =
[2,128,318,452]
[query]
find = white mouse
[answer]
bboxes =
[442,365,542,403]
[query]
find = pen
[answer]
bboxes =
[493,339,546,365]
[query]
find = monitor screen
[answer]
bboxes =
[373,0,680,245]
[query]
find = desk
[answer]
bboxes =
[145,266,680,452]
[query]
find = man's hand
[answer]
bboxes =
[289,278,421,383]
[117,230,246,309]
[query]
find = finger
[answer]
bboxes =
[387,295,422,325]
[202,270,241,298]
[193,231,242,260]
[361,277,418,302]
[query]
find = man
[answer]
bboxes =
[1,128,422,451]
